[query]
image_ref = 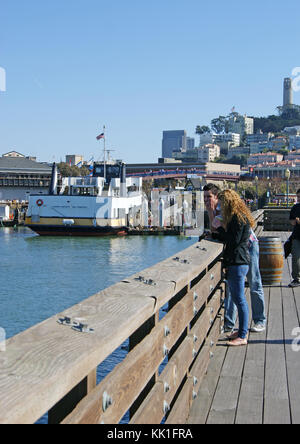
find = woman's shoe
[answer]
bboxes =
[227,337,247,346]
[227,331,239,340]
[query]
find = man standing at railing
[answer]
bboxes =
[203,183,266,333]
[288,189,300,287]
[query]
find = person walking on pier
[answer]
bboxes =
[288,189,300,287]
[203,184,266,336]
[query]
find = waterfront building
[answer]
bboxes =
[162,130,187,158]
[126,161,240,177]
[0,155,52,201]
[252,160,300,178]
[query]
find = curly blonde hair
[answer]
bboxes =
[218,189,255,229]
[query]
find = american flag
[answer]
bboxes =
[96,133,105,140]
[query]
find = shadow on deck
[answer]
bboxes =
[187,231,300,425]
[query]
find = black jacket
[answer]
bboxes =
[212,214,251,267]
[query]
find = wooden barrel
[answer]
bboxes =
[258,237,284,285]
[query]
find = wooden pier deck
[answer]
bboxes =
[187,230,300,425]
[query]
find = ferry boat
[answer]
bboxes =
[25,162,148,236]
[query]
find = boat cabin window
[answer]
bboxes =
[70,187,96,196]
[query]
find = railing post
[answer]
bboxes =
[48,369,97,424]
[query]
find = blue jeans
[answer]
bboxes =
[226,265,249,339]
[225,241,266,329]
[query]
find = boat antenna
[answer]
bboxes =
[106,149,115,163]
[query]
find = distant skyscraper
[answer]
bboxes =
[186,137,195,150]
[162,130,187,158]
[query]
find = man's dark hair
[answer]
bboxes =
[297,188,300,195]
[203,183,220,195]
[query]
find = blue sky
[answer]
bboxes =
[1,0,300,163]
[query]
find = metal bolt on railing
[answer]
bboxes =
[102,391,112,412]
[163,401,170,415]
[163,344,169,357]
[164,326,171,337]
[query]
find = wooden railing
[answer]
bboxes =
[0,211,264,425]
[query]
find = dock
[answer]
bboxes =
[0,209,299,424]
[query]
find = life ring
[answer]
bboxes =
[36,199,44,207]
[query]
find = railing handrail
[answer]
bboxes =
[0,237,223,424]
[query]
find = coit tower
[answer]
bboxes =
[283,77,293,107]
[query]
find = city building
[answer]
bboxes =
[252,160,300,178]
[3,151,37,162]
[3,151,25,158]
[246,131,272,144]
[0,155,52,201]
[289,136,300,150]
[162,130,187,158]
[199,132,214,146]
[65,155,84,166]
[267,136,288,151]
[249,141,269,154]
[199,132,240,150]
[285,149,300,161]
[227,146,250,159]
[284,126,300,136]
[247,152,283,166]
[186,137,195,150]
[126,161,240,177]
[197,144,220,162]
[227,113,254,138]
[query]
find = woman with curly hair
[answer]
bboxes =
[213,189,255,346]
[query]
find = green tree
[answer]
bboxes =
[210,116,227,134]
[195,125,211,135]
